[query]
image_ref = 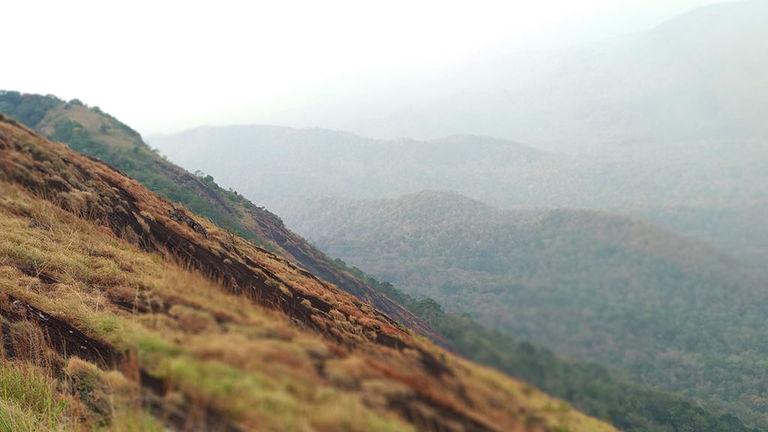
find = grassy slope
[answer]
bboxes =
[0,116,615,431]
[0,90,437,342]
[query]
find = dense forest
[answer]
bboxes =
[274,191,768,428]
[338,263,758,432]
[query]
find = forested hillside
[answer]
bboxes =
[274,191,768,427]
[338,265,758,432]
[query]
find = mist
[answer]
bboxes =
[2,0,724,135]
[2,1,768,430]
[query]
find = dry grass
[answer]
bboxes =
[0,360,72,432]
[0,118,615,431]
[0,181,413,431]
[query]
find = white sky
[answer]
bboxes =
[2,0,723,134]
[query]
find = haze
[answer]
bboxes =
[3,1,768,430]
[4,0,723,135]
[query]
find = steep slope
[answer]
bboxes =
[0,91,436,341]
[0,115,616,431]
[273,191,768,427]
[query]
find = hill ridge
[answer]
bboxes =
[0,90,440,343]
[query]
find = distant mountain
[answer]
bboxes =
[150,125,556,205]
[272,190,768,427]
[630,201,768,270]
[150,122,768,264]
[150,125,768,209]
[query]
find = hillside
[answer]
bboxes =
[0,91,437,341]
[0,115,620,431]
[1,92,758,431]
[273,191,768,427]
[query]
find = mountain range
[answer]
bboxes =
[142,0,768,266]
[140,8,768,419]
[150,122,768,266]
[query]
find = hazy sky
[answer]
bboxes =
[3,0,725,134]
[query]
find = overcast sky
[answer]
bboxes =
[2,0,725,134]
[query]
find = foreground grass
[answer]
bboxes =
[0,362,68,432]
[0,159,614,431]
[0,182,414,430]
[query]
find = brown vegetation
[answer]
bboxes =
[0,115,613,431]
